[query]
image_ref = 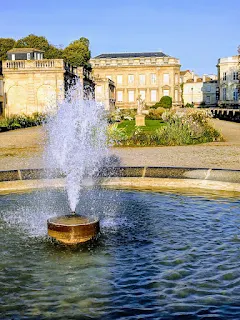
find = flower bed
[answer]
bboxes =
[108,109,223,147]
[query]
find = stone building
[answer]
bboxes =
[94,76,116,111]
[217,55,240,106]
[90,52,181,109]
[183,75,217,107]
[181,69,218,107]
[2,48,94,116]
[180,70,193,84]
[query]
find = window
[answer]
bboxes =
[151,90,157,102]
[223,87,227,100]
[163,89,169,96]
[223,72,227,81]
[96,86,102,94]
[151,73,157,84]
[233,72,239,81]
[139,90,146,100]
[128,75,134,84]
[117,75,123,84]
[128,90,134,102]
[12,54,15,61]
[206,85,211,92]
[106,75,112,80]
[139,74,145,85]
[206,96,211,104]
[27,53,31,60]
[233,89,238,101]
[117,91,123,102]
[175,89,179,101]
[163,73,169,84]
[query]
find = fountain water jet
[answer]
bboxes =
[45,81,108,244]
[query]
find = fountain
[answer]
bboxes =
[44,81,108,244]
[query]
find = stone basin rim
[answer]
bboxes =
[0,166,240,195]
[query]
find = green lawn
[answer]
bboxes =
[118,120,165,135]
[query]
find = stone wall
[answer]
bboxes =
[2,59,65,116]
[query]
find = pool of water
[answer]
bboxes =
[0,188,240,319]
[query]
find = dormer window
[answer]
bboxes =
[27,53,30,60]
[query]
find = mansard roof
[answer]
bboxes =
[93,52,169,59]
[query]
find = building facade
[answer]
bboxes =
[180,70,194,84]
[94,76,116,111]
[182,73,217,107]
[90,52,181,109]
[217,55,240,106]
[2,48,94,116]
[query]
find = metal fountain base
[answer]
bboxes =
[47,214,100,245]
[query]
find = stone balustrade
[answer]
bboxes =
[91,57,180,68]
[3,59,65,71]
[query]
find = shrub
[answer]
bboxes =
[185,103,194,108]
[146,107,165,120]
[107,109,137,123]
[120,109,137,120]
[107,123,128,146]
[0,113,47,131]
[109,108,223,147]
[151,96,172,109]
[161,108,222,144]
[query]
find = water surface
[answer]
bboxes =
[0,189,240,319]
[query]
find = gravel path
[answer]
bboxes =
[0,120,239,171]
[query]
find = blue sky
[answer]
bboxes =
[1,0,239,75]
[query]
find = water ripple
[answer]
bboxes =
[0,188,240,319]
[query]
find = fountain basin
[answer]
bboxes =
[47,215,100,245]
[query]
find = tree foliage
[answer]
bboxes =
[15,34,63,59]
[15,34,49,51]
[159,96,172,109]
[151,96,172,109]
[44,45,63,59]
[1,34,90,64]
[63,37,91,67]
[0,38,16,60]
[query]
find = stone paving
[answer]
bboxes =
[0,120,239,171]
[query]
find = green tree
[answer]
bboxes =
[63,37,91,67]
[159,96,172,109]
[15,34,49,51]
[44,45,63,59]
[15,34,63,59]
[0,38,16,60]
[151,96,172,109]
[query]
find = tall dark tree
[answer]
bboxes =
[63,37,91,67]
[0,38,16,60]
